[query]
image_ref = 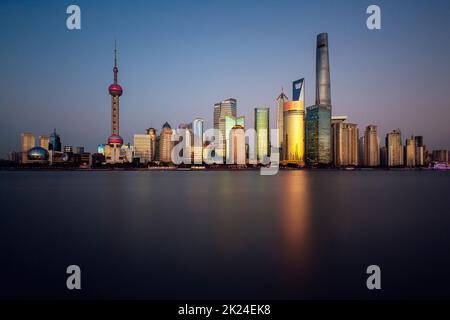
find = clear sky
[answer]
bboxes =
[0,0,449,156]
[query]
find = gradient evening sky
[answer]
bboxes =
[0,0,449,156]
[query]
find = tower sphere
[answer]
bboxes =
[109,84,123,97]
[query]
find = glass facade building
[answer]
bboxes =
[254,108,270,163]
[306,105,331,166]
[192,118,204,164]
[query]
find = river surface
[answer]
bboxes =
[1,170,449,299]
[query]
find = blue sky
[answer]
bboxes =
[0,0,449,155]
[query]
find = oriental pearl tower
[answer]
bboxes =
[106,41,124,164]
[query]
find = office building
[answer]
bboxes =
[255,108,270,163]
[276,89,288,156]
[332,118,359,167]
[134,134,152,164]
[159,122,173,163]
[192,118,204,164]
[224,115,245,162]
[362,125,380,167]
[39,136,50,151]
[405,136,416,167]
[386,129,404,167]
[213,98,237,160]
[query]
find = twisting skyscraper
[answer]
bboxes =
[306,33,332,166]
[106,41,124,164]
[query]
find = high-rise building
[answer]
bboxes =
[306,33,332,166]
[134,133,152,164]
[362,125,380,167]
[21,132,35,163]
[405,136,416,168]
[146,128,157,161]
[106,42,124,164]
[276,89,288,157]
[39,136,50,151]
[224,115,244,162]
[331,117,359,167]
[282,79,305,166]
[306,105,331,166]
[255,108,270,163]
[192,118,204,164]
[229,125,246,165]
[159,122,173,163]
[316,33,331,107]
[380,146,388,167]
[414,136,425,166]
[64,146,73,153]
[213,98,237,160]
[432,150,449,163]
[386,129,404,167]
[49,129,61,152]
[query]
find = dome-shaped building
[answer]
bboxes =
[27,147,50,163]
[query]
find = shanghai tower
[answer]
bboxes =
[315,33,331,107]
[306,33,332,166]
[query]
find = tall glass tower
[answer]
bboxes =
[306,33,332,166]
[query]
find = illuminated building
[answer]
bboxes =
[362,125,380,167]
[134,133,152,164]
[64,146,73,153]
[332,118,359,167]
[75,147,85,154]
[282,79,305,166]
[225,115,244,162]
[39,136,50,151]
[146,128,157,161]
[386,129,404,167]
[106,42,124,164]
[192,118,204,164]
[159,122,173,163]
[276,89,288,156]
[97,144,106,155]
[21,132,35,164]
[316,33,331,107]
[432,150,449,163]
[213,98,237,160]
[229,125,246,165]
[255,108,270,163]
[27,147,49,164]
[405,136,416,167]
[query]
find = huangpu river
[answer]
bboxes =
[1,170,450,299]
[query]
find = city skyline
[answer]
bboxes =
[1,0,450,157]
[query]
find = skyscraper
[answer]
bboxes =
[229,125,246,165]
[134,133,152,164]
[332,117,359,167]
[306,33,332,166]
[48,129,61,152]
[255,108,270,163]
[362,125,380,167]
[106,42,124,164]
[192,118,204,164]
[214,98,237,160]
[159,122,173,163]
[21,132,35,163]
[224,115,245,162]
[146,128,157,161]
[282,79,305,166]
[405,136,416,168]
[386,129,404,167]
[414,136,425,167]
[276,89,288,157]
[39,136,49,151]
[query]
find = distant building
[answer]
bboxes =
[49,129,62,152]
[159,122,173,163]
[225,115,245,162]
[214,98,237,160]
[134,134,152,164]
[405,136,416,167]
[21,132,35,164]
[276,89,288,157]
[386,129,403,167]
[64,146,73,153]
[97,144,106,155]
[414,136,425,166]
[26,147,49,164]
[229,125,246,165]
[39,136,50,151]
[255,108,270,163]
[332,117,359,167]
[146,128,157,161]
[380,146,388,167]
[75,146,85,154]
[362,125,380,167]
[192,118,204,164]
[432,150,449,163]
